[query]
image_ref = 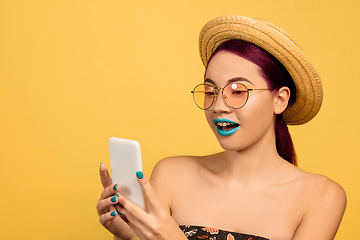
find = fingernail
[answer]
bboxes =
[117,210,122,216]
[113,184,118,191]
[136,171,143,179]
[111,196,117,203]
[114,193,119,197]
[113,203,118,207]
[110,211,116,217]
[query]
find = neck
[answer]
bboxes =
[217,131,285,186]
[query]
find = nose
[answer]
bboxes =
[211,90,231,113]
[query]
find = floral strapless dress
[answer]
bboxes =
[180,225,269,240]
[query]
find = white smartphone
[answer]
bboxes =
[109,137,145,210]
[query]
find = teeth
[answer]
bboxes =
[217,122,234,127]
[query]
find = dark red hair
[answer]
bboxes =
[208,40,297,165]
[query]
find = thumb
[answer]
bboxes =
[99,163,113,188]
[135,171,164,214]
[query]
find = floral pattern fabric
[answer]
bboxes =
[179,225,269,240]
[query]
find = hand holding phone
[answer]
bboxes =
[109,137,145,210]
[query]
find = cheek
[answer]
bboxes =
[241,94,275,126]
[205,111,215,129]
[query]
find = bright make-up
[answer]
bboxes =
[214,118,240,136]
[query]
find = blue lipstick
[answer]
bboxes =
[213,118,240,136]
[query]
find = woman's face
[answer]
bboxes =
[204,51,279,152]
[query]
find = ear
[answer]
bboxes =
[273,87,290,115]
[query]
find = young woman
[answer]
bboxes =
[97,15,346,240]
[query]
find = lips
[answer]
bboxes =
[213,118,240,136]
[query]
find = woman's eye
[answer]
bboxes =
[205,91,215,96]
[232,90,246,95]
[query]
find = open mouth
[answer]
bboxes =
[213,118,240,136]
[216,121,239,130]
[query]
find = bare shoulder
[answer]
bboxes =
[151,155,202,180]
[292,171,347,239]
[150,154,221,179]
[152,155,200,171]
[280,162,346,202]
[295,170,347,216]
[301,172,346,204]
[149,155,214,210]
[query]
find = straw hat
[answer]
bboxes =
[199,15,323,125]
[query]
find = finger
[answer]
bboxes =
[117,207,140,233]
[114,204,127,222]
[100,183,121,200]
[99,209,118,226]
[117,203,158,240]
[116,193,148,223]
[97,194,120,215]
[135,171,165,214]
[99,162,113,188]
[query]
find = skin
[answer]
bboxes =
[97,51,346,240]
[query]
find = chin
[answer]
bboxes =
[215,134,249,152]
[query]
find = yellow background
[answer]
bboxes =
[1,0,359,239]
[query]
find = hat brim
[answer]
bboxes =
[199,15,323,125]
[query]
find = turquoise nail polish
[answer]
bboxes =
[113,184,118,191]
[113,203,118,207]
[117,210,122,216]
[111,196,117,203]
[136,171,143,179]
[114,193,119,197]
[110,211,116,217]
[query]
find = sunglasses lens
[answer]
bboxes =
[192,84,214,109]
[223,83,248,108]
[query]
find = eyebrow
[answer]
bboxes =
[204,77,254,86]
